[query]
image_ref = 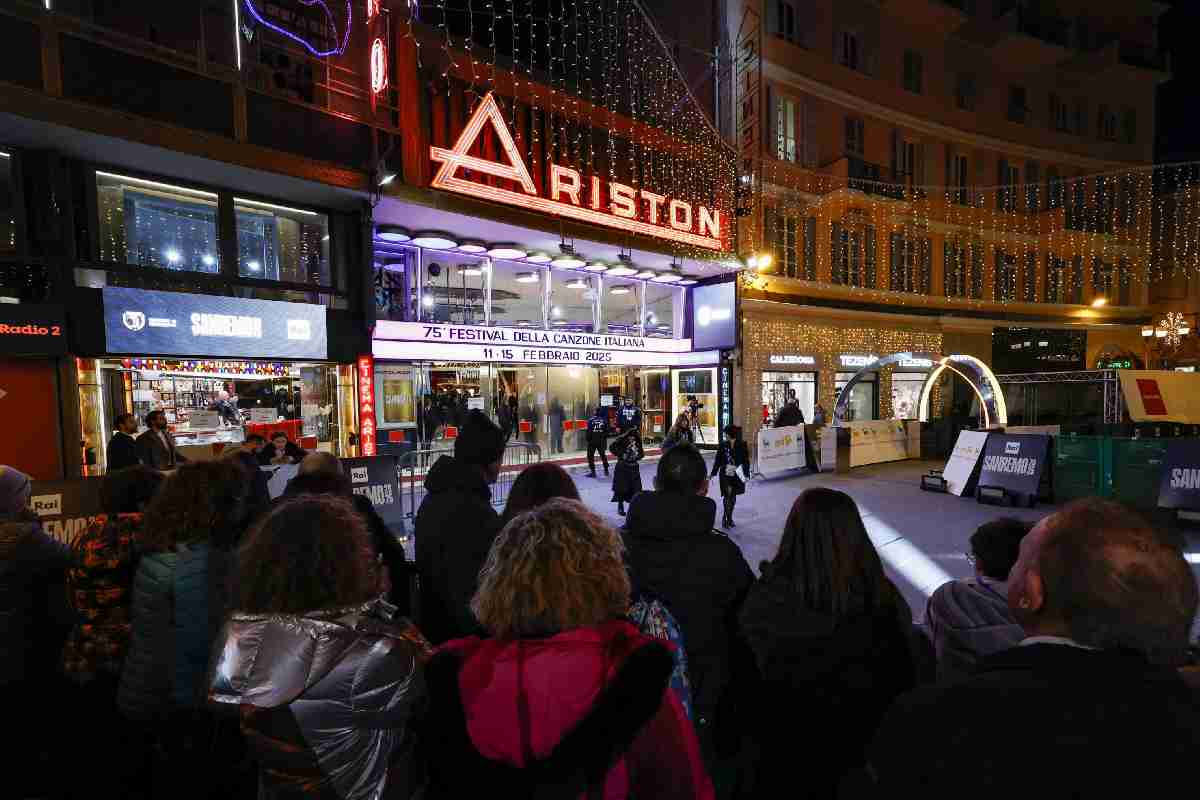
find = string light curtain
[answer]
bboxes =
[754,158,1200,306]
[400,0,737,262]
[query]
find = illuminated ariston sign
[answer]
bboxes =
[430,93,724,251]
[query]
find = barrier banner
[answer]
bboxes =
[1157,440,1200,510]
[942,431,990,496]
[757,424,807,476]
[29,478,105,544]
[342,455,403,533]
[976,434,1051,504]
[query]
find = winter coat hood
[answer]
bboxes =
[926,577,1025,681]
[424,454,492,501]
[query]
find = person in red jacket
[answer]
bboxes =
[423,498,712,800]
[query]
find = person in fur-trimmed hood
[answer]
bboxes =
[423,499,712,800]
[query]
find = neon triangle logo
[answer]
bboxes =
[431,93,537,195]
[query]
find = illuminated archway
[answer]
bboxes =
[832,352,1007,428]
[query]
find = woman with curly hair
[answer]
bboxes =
[423,498,712,799]
[209,495,428,800]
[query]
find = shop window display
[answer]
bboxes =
[834,371,877,421]
[762,371,816,423]
[890,371,927,420]
[674,367,717,443]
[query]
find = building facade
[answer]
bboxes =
[729,0,1169,428]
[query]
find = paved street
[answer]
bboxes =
[561,456,1200,630]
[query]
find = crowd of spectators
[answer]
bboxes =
[0,410,1197,798]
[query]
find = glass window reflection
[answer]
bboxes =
[421,256,487,325]
[603,277,641,334]
[97,172,219,273]
[0,152,15,255]
[644,283,680,338]
[235,199,330,285]
[490,260,545,328]
[549,271,596,332]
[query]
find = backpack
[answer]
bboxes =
[628,596,693,720]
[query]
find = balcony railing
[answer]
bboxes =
[846,156,907,200]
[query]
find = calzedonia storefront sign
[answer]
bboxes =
[103,287,328,360]
[430,93,725,251]
[373,321,715,367]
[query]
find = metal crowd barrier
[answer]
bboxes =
[397,440,542,520]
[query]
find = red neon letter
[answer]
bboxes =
[551,165,583,206]
[590,176,602,209]
[669,200,693,231]
[699,206,721,240]
[610,183,638,218]
[640,190,666,225]
[370,38,388,94]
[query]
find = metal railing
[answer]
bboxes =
[397,440,542,520]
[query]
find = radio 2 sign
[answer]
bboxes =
[430,93,725,251]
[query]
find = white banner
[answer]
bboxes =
[373,339,719,367]
[1119,370,1200,423]
[374,320,692,353]
[187,410,220,430]
[757,424,807,476]
[248,408,278,424]
[847,420,909,467]
[943,430,990,496]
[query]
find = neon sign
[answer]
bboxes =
[430,93,725,251]
[242,0,352,58]
[366,0,379,23]
[370,37,388,93]
[357,355,377,456]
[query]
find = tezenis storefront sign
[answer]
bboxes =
[430,93,724,251]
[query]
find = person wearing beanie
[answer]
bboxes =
[414,409,506,644]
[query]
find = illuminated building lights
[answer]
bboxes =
[606,265,637,277]
[457,242,488,253]
[486,245,527,259]
[459,265,485,277]
[430,93,723,251]
[370,37,388,94]
[525,253,553,264]
[375,225,411,243]
[411,233,459,249]
[241,0,352,58]
[634,270,657,279]
[584,263,609,273]
[609,285,632,295]
[550,256,586,268]
[677,278,698,285]
[514,272,540,283]
[201,254,216,268]
[652,272,682,283]
[97,172,216,199]
[234,198,319,216]
[566,278,589,289]
[245,260,261,272]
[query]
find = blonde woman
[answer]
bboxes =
[422,499,712,799]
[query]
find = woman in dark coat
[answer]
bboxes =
[738,488,918,798]
[610,427,644,516]
[710,425,751,528]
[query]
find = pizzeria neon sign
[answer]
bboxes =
[430,93,725,251]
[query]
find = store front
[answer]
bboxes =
[0,302,68,479]
[373,318,719,461]
[740,303,945,437]
[762,354,820,424]
[78,286,356,472]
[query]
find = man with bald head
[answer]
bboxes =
[870,499,1199,794]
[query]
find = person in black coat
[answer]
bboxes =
[609,427,643,515]
[710,425,751,528]
[280,453,412,617]
[585,406,610,478]
[869,499,1200,797]
[106,413,142,472]
[773,399,805,428]
[739,487,918,797]
[257,431,307,465]
[622,445,754,763]
[414,410,506,645]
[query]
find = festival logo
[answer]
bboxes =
[122,311,146,332]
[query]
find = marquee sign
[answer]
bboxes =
[373,338,719,367]
[430,93,725,251]
[242,0,352,57]
[373,320,693,353]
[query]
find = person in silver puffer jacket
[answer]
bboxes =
[209,495,429,800]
